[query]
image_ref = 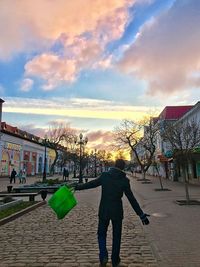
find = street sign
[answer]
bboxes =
[165,150,173,158]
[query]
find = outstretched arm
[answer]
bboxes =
[124,179,150,225]
[124,179,143,216]
[75,177,101,190]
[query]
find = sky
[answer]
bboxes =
[0,0,199,150]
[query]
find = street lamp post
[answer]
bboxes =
[94,149,97,177]
[75,133,88,183]
[43,135,47,182]
[0,99,5,177]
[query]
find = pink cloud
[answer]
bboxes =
[1,0,136,88]
[87,130,113,142]
[118,0,200,95]
[86,130,115,151]
[0,0,134,58]
[25,54,76,90]
[19,124,46,138]
[20,78,34,92]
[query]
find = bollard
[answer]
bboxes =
[7,186,13,193]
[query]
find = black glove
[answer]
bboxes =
[140,213,150,225]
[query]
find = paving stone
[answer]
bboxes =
[0,180,158,267]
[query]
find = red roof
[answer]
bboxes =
[159,106,193,120]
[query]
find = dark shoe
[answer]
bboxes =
[99,257,108,267]
[112,258,121,267]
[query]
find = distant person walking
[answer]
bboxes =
[63,168,69,181]
[75,159,150,267]
[18,169,23,183]
[22,169,26,183]
[10,168,17,184]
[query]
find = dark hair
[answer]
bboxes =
[115,159,126,170]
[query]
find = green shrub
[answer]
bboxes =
[47,178,59,185]
[3,196,14,203]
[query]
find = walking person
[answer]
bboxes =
[75,159,150,267]
[18,169,23,184]
[22,169,26,183]
[63,168,66,181]
[63,168,69,181]
[66,168,69,181]
[10,168,17,184]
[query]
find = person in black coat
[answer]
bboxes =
[10,168,17,184]
[75,159,149,267]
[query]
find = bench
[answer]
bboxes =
[0,192,39,202]
[13,186,58,194]
[12,182,76,194]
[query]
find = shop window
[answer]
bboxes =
[24,154,29,161]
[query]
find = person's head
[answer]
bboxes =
[115,159,126,170]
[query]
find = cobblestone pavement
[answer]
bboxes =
[130,174,200,267]
[0,183,158,267]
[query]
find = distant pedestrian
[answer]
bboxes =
[18,169,23,183]
[63,168,69,181]
[22,169,26,183]
[66,169,69,181]
[75,159,150,267]
[10,168,17,184]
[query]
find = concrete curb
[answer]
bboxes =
[0,201,46,226]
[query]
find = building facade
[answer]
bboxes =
[131,102,200,184]
[0,122,56,177]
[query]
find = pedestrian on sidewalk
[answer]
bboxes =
[75,159,150,267]
[10,168,17,184]
[21,169,26,183]
[18,169,23,183]
[63,168,69,181]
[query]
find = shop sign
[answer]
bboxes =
[165,150,173,158]
[48,149,56,159]
[4,142,21,151]
[157,154,169,162]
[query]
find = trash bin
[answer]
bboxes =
[48,185,77,220]
[41,190,48,201]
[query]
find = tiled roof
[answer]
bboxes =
[159,106,193,120]
[1,122,40,143]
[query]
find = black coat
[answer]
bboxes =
[10,170,17,178]
[76,167,143,220]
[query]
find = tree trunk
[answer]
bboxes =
[183,165,190,203]
[158,176,164,190]
[155,165,164,190]
[50,150,58,175]
[142,170,146,181]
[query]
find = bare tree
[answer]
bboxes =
[162,119,200,203]
[46,123,76,174]
[114,118,159,181]
[96,150,114,172]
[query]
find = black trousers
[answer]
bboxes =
[10,177,15,184]
[97,217,122,265]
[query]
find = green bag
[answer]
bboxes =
[48,185,77,220]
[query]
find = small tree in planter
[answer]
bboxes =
[45,122,77,175]
[162,119,200,204]
[152,161,171,191]
[114,118,159,182]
